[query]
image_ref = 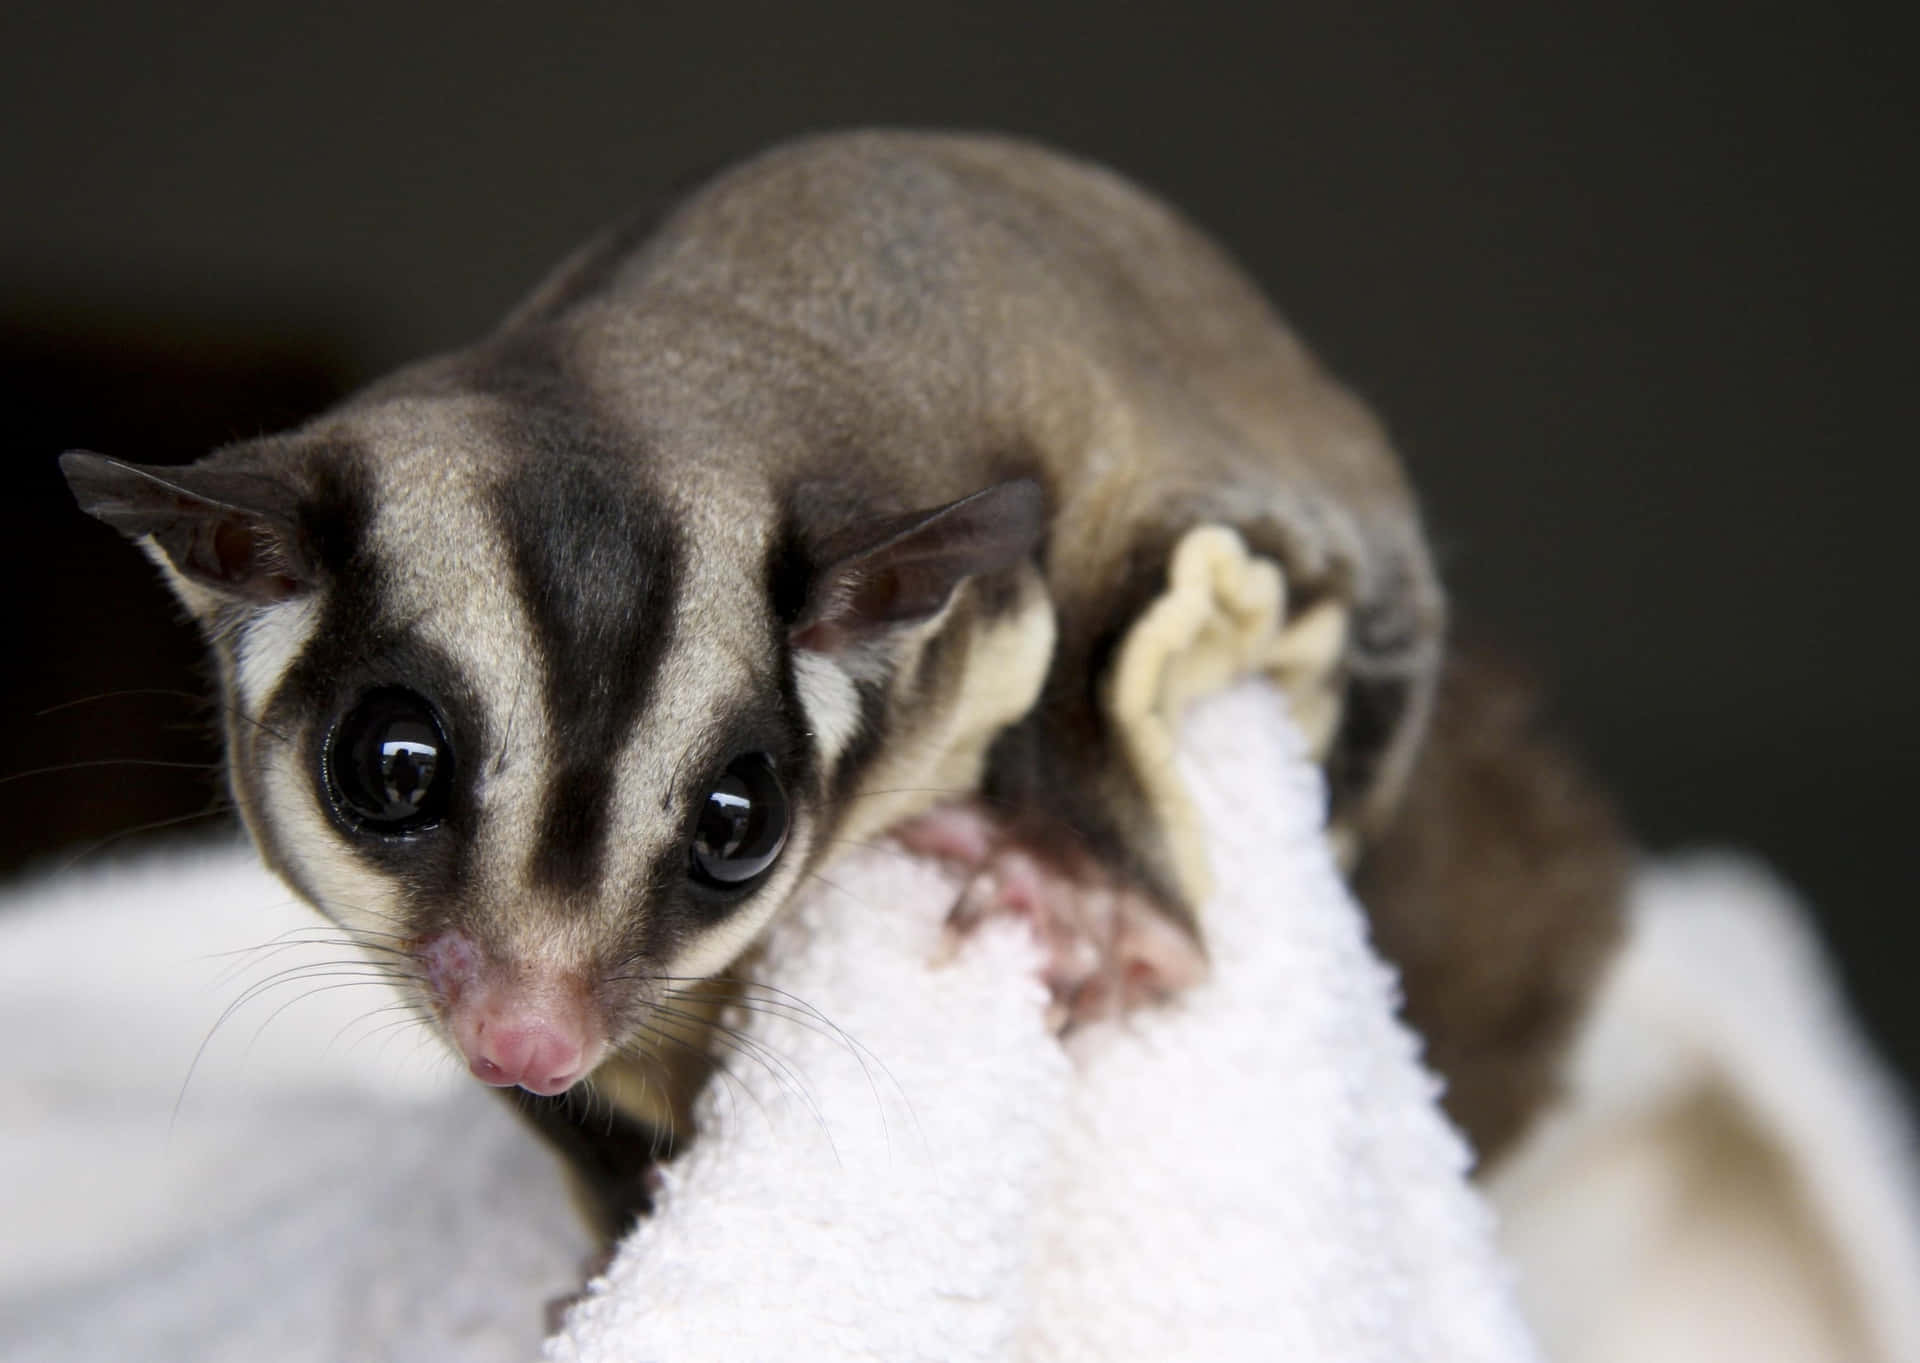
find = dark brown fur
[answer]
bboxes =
[1355,642,1628,1167]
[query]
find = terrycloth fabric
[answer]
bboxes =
[0,851,591,1363]
[548,680,1537,1363]
[5,681,1913,1361]
[1488,855,1920,1363]
[0,681,1537,1362]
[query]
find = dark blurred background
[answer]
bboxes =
[3,3,1913,1089]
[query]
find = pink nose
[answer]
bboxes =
[460,1016,589,1095]
[420,929,600,1097]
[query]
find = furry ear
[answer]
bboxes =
[789,479,1046,654]
[60,450,315,606]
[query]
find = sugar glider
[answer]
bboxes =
[63,130,1623,1237]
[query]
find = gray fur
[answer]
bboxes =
[65,129,1461,1209]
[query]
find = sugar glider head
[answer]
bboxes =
[61,417,1048,1098]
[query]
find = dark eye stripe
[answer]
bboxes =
[251,451,489,903]
[623,696,807,963]
[495,434,684,893]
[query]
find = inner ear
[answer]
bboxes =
[788,478,1047,654]
[60,450,314,605]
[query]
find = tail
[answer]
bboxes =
[1353,638,1630,1168]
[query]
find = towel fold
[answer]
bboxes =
[25,679,1913,1361]
[549,679,1538,1362]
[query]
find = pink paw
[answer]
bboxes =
[895,803,1208,1031]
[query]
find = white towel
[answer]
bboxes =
[10,679,1917,1361]
[548,679,1538,1362]
[1489,855,1920,1363]
[0,680,1538,1361]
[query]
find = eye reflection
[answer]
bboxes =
[326,688,453,833]
[690,753,788,886]
[381,739,439,807]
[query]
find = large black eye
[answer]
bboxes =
[690,752,789,887]
[325,687,453,834]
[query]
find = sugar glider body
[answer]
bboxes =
[64,131,1617,1235]
[477,127,1444,871]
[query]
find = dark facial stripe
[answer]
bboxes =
[496,436,683,891]
[256,445,488,912]
[631,688,810,965]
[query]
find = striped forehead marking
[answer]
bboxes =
[496,443,684,891]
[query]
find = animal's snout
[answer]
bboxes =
[456,1011,591,1094]
[419,928,603,1096]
